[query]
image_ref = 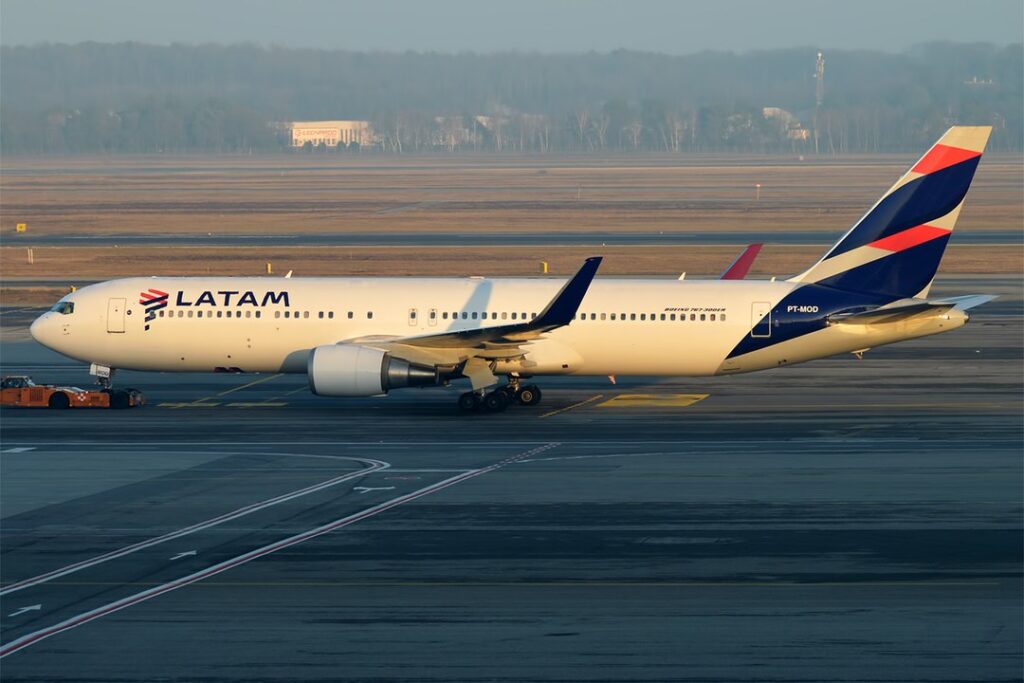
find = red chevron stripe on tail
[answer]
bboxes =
[911,144,981,175]
[867,225,952,253]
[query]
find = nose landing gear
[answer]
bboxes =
[89,363,146,408]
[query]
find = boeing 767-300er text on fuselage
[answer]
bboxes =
[30,127,997,412]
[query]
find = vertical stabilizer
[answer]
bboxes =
[789,126,991,298]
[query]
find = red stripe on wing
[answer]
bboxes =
[867,225,951,252]
[912,144,980,175]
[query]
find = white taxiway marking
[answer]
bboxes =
[0,454,389,597]
[1,447,35,454]
[169,551,197,561]
[353,486,396,494]
[7,605,41,618]
[0,443,559,659]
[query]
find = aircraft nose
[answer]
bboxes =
[29,313,54,347]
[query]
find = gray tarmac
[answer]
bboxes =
[0,276,1021,682]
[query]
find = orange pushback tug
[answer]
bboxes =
[1,376,144,409]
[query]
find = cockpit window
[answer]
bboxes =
[50,301,75,315]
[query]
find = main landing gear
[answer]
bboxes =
[457,377,542,414]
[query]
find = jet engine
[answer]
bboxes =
[307,344,438,396]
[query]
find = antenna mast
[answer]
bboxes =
[814,51,825,155]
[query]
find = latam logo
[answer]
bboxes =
[138,289,290,332]
[175,290,290,307]
[139,288,169,331]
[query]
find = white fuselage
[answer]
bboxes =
[29,275,965,379]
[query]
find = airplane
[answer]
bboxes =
[29,126,996,413]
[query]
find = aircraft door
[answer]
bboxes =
[428,308,438,327]
[107,297,127,333]
[750,301,771,338]
[408,308,418,326]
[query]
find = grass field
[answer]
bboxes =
[1,153,1020,305]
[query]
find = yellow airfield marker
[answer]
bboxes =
[598,393,709,408]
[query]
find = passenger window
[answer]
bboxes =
[600,313,606,320]
[700,313,706,321]
[501,312,507,320]
[159,310,165,317]
[640,314,646,321]
[660,314,666,321]
[670,314,676,321]
[197,311,203,318]
[511,312,517,320]
[442,312,448,320]
[472,312,478,319]
[283,311,289,319]
[347,311,353,319]
[492,312,497,320]
[710,314,716,321]
[318,311,324,319]
[246,311,252,318]
[462,312,468,319]
[255,311,261,319]
[531,313,537,319]
[188,311,194,318]
[590,313,596,320]
[690,313,696,321]
[328,311,334,319]
[521,312,527,319]
[630,313,636,321]
[721,314,726,321]
[367,312,373,319]
[610,313,616,320]
[275,311,281,319]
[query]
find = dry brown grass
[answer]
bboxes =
[2,154,1020,236]
[2,244,1019,283]
[2,154,1019,306]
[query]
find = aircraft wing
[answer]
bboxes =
[357,257,602,388]
[719,243,763,280]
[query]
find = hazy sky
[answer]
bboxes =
[2,0,1021,52]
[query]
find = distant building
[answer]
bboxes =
[762,107,810,141]
[285,120,376,148]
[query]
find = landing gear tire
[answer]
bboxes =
[48,392,70,409]
[483,390,509,413]
[517,385,542,406]
[458,392,482,413]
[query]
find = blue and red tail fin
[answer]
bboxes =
[790,126,991,299]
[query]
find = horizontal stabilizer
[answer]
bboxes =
[929,294,998,311]
[828,294,996,325]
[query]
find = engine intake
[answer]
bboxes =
[308,344,438,396]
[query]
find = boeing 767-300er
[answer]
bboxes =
[30,126,996,413]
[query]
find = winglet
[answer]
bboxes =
[720,243,763,280]
[534,257,602,327]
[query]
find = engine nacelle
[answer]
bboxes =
[308,344,438,397]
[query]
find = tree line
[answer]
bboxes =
[1,42,1020,154]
